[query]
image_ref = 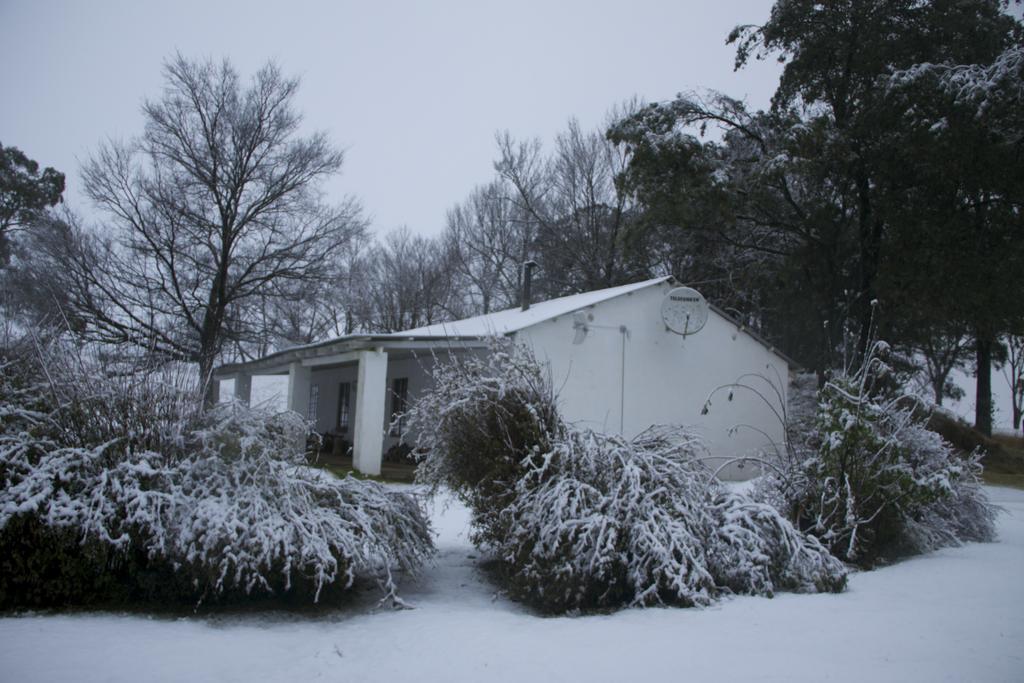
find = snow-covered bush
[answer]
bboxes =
[409,345,563,550]
[707,491,848,596]
[755,342,995,567]
[0,346,433,608]
[405,344,846,613]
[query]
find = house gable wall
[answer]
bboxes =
[514,280,788,477]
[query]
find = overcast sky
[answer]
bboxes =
[1,0,782,237]
[4,1,1020,427]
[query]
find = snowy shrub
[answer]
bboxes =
[707,491,847,596]
[405,344,845,613]
[0,347,433,608]
[409,345,562,550]
[755,342,995,567]
[496,426,720,610]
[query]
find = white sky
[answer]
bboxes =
[0,0,782,237]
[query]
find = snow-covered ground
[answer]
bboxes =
[2,486,1023,683]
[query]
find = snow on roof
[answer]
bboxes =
[216,275,797,375]
[395,276,673,338]
[216,277,673,374]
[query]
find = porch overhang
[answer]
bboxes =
[213,333,493,477]
[213,335,493,378]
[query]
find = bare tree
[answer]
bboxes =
[331,236,374,336]
[355,227,459,333]
[69,55,364,403]
[1002,334,1024,433]
[443,181,527,314]
[899,325,972,407]
[547,117,638,290]
[235,232,371,358]
[493,132,547,300]
[494,109,645,300]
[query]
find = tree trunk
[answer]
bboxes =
[198,304,225,409]
[927,351,959,408]
[975,336,993,436]
[1012,375,1022,432]
[855,172,882,357]
[200,353,218,408]
[1014,373,1023,432]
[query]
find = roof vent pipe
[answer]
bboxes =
[521,260,538,311]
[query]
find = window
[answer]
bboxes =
[389,377,409,437]
[336,382,351,433]
[308,383,319,422]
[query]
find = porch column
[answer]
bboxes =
[353,347,388,476]
[287,361,312,417]
[232,372,252,406]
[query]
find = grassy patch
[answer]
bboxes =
[319,463,416,484]
[992,432,1024,452]
[321,464,388,482]
[982,470,1024,490]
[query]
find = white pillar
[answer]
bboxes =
[233,372,252,406]
[287,362,312,416]
[353,348,388,476]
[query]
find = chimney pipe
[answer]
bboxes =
[521,260,538,311]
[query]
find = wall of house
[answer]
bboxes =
[305,364,359,439]
[305,350,462,455]
[514,280,789,479]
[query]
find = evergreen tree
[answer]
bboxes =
[0,143,64,266]
[610,0,1022,407]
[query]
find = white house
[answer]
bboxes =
[214,276,794,479]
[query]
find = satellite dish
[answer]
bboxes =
[661,287,709,336]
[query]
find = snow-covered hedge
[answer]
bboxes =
[0,350,433,608]
[405,345,846,613]
[754,343,995,567]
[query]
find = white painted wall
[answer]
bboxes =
[352,349,389,475]
[215,284,789,479]
[514,280,788,479]
[305,350,465,452]
[251,375,288,410]
[216,375,288,410]
[286,362,312,414]
[306,364,360,437]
